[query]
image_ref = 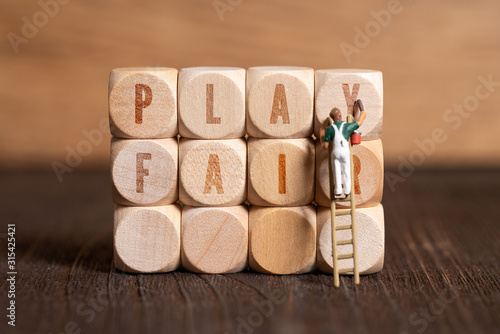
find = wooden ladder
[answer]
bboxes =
[327,114,360,288]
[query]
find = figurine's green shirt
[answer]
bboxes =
[324,121,360,142]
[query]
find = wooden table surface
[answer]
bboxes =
[1,170,499,334]
[2,1,500,169]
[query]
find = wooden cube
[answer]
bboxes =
[114,204,181,273]
[178,67,246,139]
[109,67,178,138]
[249,206,316,274]
[246,66,314,138]
[315,139,383,208]
[248,138,315,206]
[316,204,384,275]
[111,138,178,206]
[179,138,246,206]
[314,69,383,140]
[181,206,248,274]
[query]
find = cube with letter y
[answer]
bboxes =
[109,67,178,138]
[246,66,314,138]
[314,69,383,140]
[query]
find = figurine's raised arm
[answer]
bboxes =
[320,100,367,149]
[355,99,367,126]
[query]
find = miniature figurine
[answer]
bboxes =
[320,99,367,287]
[321,100,366,197]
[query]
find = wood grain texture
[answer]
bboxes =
[181,206,248,274]
[248,138,315,206]
[315,139,384,208]
[111,138,178,206]
[246,66,314,138]
[178,67,246,139]
[179,138,246,206]
[2,170,500,334]
[4,2,500,170]
[314,69,383,140]
[114,204,181,273]
[249,206,316,274]
[317,204,384,275]
[109,67,178,139]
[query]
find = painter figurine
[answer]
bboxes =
[321,100,366,197]
[319,99,367,287]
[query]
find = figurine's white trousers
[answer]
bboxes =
[332,146,351,196]
[330,122,351,196]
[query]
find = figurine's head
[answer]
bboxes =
[330,108,342,122]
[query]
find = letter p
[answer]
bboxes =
[135,84,152,124]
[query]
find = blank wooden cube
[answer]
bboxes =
[114,204,181,273]
[248,138,315,206]
[246,66,314,138]
[315,139,383,208]
[314,69,383,140]
[249,206,316,274]
[109,67,178,138]
[179,138,246,206]
[178,67,245,139]
[111,138,178,206]
[316,204,384,275]
[181,206,248,274]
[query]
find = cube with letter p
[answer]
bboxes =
[109,67,178,138]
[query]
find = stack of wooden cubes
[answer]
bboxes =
[109,66,384,275]
[178,67,248,273]
[314,70,384,275]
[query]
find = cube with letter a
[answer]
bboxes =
[179,138,247,206]
[246,66,314,138]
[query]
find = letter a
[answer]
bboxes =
[270,84,290,124]
[204,154,224,194]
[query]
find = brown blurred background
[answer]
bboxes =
[1,0,499,173]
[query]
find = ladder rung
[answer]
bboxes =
[337,239,353,245]
[337,253,354,260]
[335,210,351,216]
[338,268,354,274]
[335,225,352,230]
